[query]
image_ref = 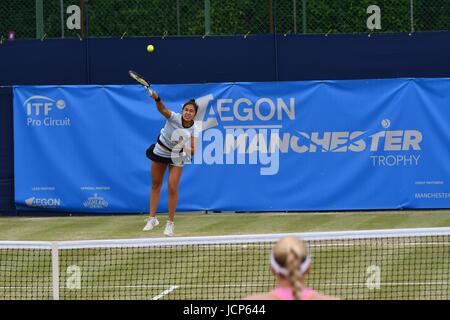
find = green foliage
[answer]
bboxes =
[1,0,449,39]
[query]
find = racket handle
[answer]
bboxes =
[147,87,154,95]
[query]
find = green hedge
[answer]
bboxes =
[1,0,449,39]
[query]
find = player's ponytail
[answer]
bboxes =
[286,248,305,300]
[271,236,309,300]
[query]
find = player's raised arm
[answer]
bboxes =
[149,90,171,119]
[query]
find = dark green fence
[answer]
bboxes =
[1,0,449,40]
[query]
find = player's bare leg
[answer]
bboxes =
[143,161,167,231]
[167,165,183,222]
[150,161,168,218]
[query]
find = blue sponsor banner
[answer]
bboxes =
[13,79,450,212]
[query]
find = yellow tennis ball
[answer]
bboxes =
[147,44,154,53]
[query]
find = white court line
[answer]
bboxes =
[2,281,450,291]
[151,285,179,300]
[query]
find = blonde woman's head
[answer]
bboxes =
[270,236,311,299]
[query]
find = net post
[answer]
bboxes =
[51,242,60,300]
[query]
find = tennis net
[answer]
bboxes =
[1,227,449,300]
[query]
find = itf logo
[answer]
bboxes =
[24,95,71,127]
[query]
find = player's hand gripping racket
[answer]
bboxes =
[129,70,154,95]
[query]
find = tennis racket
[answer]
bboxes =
[129,70,154,95]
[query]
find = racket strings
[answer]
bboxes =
[129,71,149,88]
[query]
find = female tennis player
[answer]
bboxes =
[142,89,199,236]
[244,236,339,300]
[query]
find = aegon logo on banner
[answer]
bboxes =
[184,94,293,176]
[24,96,71,127]
[25,197,61,208]
[183,95,423,175]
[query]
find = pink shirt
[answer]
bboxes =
[271,287,316,300]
